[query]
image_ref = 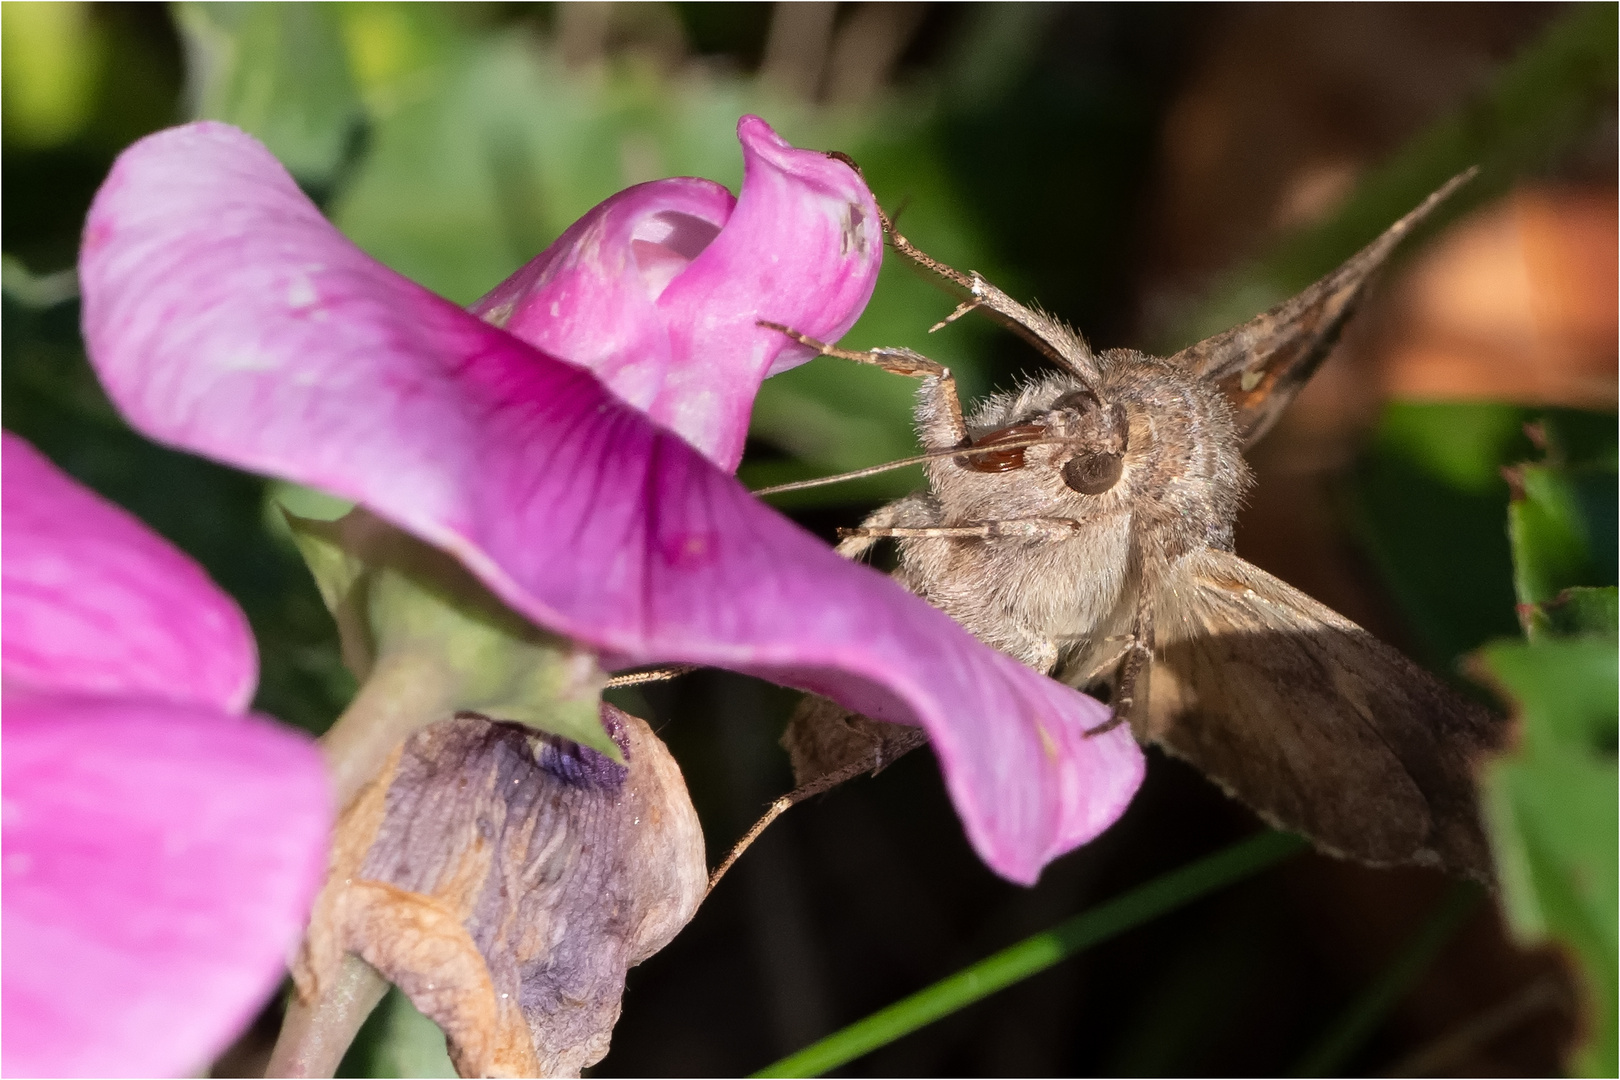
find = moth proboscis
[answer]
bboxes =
[774,165,1503,884]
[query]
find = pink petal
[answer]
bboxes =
[2,432,257,713]
[471,115,882,470]
[80,122,1142,884]
[2,697,332,1078]
[471,177,735,416]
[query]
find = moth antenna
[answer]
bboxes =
[874,202,1101,386]
[887,196,913,233]
[822,151,1101,386]
[752,434,1081,498]
[824,149,865,177]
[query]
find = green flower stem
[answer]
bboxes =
[319,649,459,808]
[753,830,1308,1078]
[1291,879,1483,1077]
[265,954,389,1078]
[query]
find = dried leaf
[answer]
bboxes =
[295,705,705,1077]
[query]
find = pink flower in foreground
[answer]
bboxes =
[2,433,332,1078]
[79,117,1145,885]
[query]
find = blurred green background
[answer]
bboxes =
[3,3,1614,1076]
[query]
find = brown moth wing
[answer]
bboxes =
[782,693,927,789]
[1140,548,1501,882]
[1169,169,1476,448]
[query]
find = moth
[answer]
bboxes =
[769,168,1502,883]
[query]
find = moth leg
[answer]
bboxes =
[1086,591,1155,738]
[835,496,934,560]
[838,516,1082,543]
[1067,635,1134,689]
[758,321,969,445]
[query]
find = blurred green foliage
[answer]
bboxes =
[176,3,363,190]
[1,1,106,147]
[339,988,455,1079]
[1350,405,1617,672]
[1355,392,1619,1077]
[1478,416,1618,1077]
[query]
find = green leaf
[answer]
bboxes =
[1474,637,1618,1076]
[174,1,362,190]
[283,509,615,761]
[1352,403,1617,665]
[1506,409,1618,638]
[1509,465,1618,609]
[1541,587,1620,641]
[337,987,455,1078]
[1350,402,1532,669]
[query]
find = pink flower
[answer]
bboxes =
[2,433,333,1078]
[78,117,1144,886]
[472,115,878,470]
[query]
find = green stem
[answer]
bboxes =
[265,954,389,1078]
[753,830,1308,1078]
[1291,879,1483,1077]
[318,650,457,808]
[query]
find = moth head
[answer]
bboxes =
[957,387,1130,496]
[1048,389,1128,495]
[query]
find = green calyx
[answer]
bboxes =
[286,507,617,763]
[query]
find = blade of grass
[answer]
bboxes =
[1292,879,1484,1077]
[752,829,1309,1078]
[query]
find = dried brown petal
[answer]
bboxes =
[296,705,705,1077]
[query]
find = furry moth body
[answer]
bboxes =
[782,168,1501,882]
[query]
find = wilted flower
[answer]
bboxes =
[79,116,1143,887]
[2,432,332,1078]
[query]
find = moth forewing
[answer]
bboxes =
[1146,549,1498,881]
[1169,168,1478,447]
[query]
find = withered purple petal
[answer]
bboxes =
[298,708,704,1077]
[80,122,1142,884]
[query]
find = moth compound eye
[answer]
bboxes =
[1063,451,1123,495]
[1051,389,1102,415]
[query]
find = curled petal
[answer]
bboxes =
[81,123,1142,883]
[471,177,736,418]
[472,115,881,470]
[2,432,257,712]
[2,698,332,1078]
